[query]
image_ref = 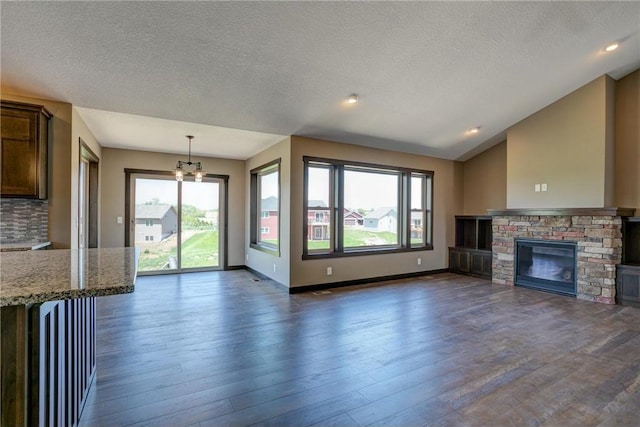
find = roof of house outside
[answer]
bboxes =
[308,200,328,208]
[261,196,279,211]
[365,207,397,219]
[135,204,175,219]
[344,209,363,219]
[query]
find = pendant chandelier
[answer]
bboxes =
[175,135,205,182]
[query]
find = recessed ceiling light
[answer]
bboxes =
[346,94,359,104]
[466,127,480,135]
[604,42,619,52]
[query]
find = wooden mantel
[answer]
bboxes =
[487,207,636,217]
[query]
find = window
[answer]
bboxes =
[306,164,332,251]
[410,173,433,247]
[144,235,154,242]
[344,167,399,248]
[303,157,433,258]
[250,159,280,254]
[145,219,153,227]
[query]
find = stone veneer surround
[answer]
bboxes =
[490,208,634,304]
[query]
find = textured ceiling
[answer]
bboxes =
[2,1,639,161]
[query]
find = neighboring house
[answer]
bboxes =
[411,211,423,239]
[307,205,365,240]
[307,200,329,240]
[364,207,397,232]
[135,204,177,243]
[344,209,364,227]
[260,196,279,240]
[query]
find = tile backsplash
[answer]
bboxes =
[0,199,49,243]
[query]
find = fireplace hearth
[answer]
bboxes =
[515,239,576,296]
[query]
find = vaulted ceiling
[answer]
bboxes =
[2,2,639,160]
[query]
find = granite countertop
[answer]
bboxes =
[0,247,139,306]
[0,241,52,252]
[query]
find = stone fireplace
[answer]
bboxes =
[489,208,634,304]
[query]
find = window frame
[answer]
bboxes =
[303,156,434,259]
[250,159,281,255]
[409,172,434,249]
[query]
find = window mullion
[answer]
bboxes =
[302,161,309,256]
[335,165,344,253]
[401,171,409,248]
[422,175,428,246]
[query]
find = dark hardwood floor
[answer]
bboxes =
[79,271,640,427]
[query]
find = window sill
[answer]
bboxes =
[250,243,280,257]
[302,245,433,260]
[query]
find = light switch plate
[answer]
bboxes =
[534,184,541,192]
[541,183,548,192]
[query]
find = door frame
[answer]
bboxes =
[124,168,230,272]
[78,138,99,248]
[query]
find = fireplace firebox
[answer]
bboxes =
[515,239,577,297]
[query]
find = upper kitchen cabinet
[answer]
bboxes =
[1,100,51,199]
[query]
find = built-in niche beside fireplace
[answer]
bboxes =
[515,239,577,297]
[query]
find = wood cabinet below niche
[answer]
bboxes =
[449,216,493,279]
[1,100,51,199]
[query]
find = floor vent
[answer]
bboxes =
[251,278,261,282]
[312,290,332,295]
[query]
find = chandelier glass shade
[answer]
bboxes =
[175,135,205,182]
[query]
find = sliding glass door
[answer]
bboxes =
[130,173,224,274]
[133,177,179,272]
[180,181,220,269]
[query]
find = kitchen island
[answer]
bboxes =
[1,247,138,427]
[0,241,52,252]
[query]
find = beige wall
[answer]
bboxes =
[101,148,246,266]
[71,107,102,248]
[245,138,292,285]
[462,141,506,215]
[604,76,616,207]
[1,91,74,248]
[288,136,461,289]
[506,75,615,208]
[615,70,640,209]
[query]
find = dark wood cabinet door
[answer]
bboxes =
[451,248,491,278]
[616,265,640,307]
[450,249,471,273]
[482,253,493,275]
[449,250,458,271]
[1,101,50,199]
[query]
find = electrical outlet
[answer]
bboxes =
[534,184,541,192]
[417,257,422,266]
[541,183,548,192]
[327,266,333,276]
[117,216,123,224]
[246,254,249,262]
[273,264,277,273]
